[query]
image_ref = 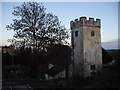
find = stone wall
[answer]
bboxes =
[70,16,102,77]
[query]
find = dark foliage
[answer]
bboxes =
[2,52,12,65]
[4,44,71,79]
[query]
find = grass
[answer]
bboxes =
[2,64,119,88]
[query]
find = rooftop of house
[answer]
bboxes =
[45,44,71,77]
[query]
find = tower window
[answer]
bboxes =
[90,65,95,70]
[75,31,78,37]
[91,31,95,37]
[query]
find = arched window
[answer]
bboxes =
[91,31,95,37]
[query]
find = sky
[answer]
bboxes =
[0,2,119,49]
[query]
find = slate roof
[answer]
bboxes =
[45,44,71,77]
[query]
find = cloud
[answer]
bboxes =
[102,39,120,49]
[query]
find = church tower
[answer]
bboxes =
[70,17,102,77]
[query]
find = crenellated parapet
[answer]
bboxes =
[70,17,101,29]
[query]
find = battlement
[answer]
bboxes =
[70,16,101,29]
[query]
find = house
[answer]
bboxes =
[0,45,14,56]
[1,45,14,65]
[45,44,71,79]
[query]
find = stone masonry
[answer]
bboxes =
[70,16,102,77]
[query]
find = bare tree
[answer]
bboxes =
[7,2,69,51]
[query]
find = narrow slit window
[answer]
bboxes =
[75,31,78,37]
[91,31,95,37]
[90,65,95,70]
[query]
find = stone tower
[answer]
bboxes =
[70,16,102,77]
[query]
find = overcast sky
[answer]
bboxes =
[0,2,119,49]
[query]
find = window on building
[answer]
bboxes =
[91,31,95,37]
[75,31,78,37]
[90,65,95,70]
